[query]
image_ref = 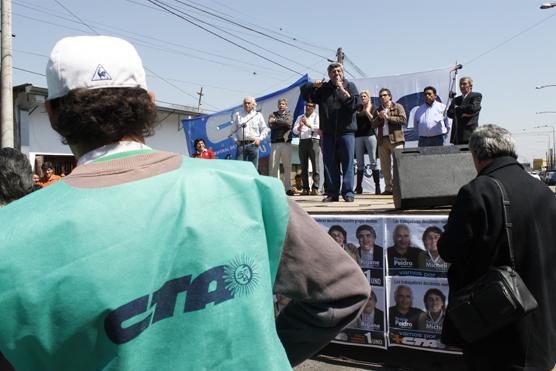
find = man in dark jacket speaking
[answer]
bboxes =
[438,124,556,370]
[301,63,361,202]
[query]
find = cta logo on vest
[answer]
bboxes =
[105,256,258,344]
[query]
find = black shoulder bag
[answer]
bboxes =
[446,177,538,343]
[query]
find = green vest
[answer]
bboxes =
[0,154,291,370]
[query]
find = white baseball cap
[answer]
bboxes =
[46,35,148,100]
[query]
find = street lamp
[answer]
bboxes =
[540,3,556,9]
[536,84,556,89]
[533,125,556,168]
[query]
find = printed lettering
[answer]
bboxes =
[151,275,191,324]
[105,295,152,344]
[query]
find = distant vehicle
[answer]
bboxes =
[544,171,556,186]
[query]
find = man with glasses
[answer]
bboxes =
[447,76,482,145]
[414,86,451,147]
[293,102,320,195]
[371,88,407,195]
[300,63,361,203]
[232,96,269,170]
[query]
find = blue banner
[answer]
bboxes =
[183,74,309,159]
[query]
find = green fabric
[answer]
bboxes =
[0,156,290,370]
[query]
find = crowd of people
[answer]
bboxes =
[220,62,483,202]
[1,34,555,371]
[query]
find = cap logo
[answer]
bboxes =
[91,64,112,81]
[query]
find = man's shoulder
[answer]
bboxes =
[433,100,446,110]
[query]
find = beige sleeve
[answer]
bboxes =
[274,199,370,366]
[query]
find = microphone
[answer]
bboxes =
[450,64,463,72]
[334,75,343,88]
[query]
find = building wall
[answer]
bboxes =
[19,103,190,160]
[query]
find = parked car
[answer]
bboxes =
[544,171,556,186]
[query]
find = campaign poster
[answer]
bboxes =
[334,285,387,349]
[386,276,459,354]
[384,217,448,278]
[315,216,386,287]
[315,216,387,349]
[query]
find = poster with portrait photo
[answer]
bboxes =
[332,285,387,349]
[315,216,386,287]
[384,217,448,277]
[386,276,460,354]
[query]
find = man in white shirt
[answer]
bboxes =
[414,86,451,147]
[232,96,269,170]
[292,102,320,195]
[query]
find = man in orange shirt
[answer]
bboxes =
[38,162,61,187]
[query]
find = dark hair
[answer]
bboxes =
[356,224,376,239]
[423,86,437,95]
[41,161,54,171]
[48,87,156,147]
[327,62,343,73]
[422,226,442,246]
[423,288,446,307]
[193,138,205,147]
[328,225,347,240]
[0,148,34,206]
[379,88,392,98]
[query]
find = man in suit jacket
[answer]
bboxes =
[447,76,482,144]
[438,125,556,370]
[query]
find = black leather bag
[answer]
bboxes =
[446,178,538,343]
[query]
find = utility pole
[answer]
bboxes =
[336,47,343,64]
[196,87,203,113]
[1,0,14,148]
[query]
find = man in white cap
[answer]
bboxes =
[0,36,369,370]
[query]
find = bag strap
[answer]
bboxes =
[488,177,516,270]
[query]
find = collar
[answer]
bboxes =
[477,156,522,177]
[77,141,152,166]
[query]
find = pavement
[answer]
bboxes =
[295,355,399,370]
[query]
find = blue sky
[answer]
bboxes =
[10,0,556,163]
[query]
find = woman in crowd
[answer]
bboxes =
[355,90,380,194]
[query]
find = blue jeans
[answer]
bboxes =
[236,143,259,169]
[418,135,444,147]
[322,133,355,198]
[355,135,378,171]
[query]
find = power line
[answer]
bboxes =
[149,0,319,75]
[13,66,45,76]
[343,54,368,78]
[201,0,335,54]
[52,0,97,34]
[464,11,556,66]
[169,0,333,62]
[148,0,303,75]
[45,0,220,109]
[12,9,285,77]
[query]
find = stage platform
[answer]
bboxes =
[291,193,451,215]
